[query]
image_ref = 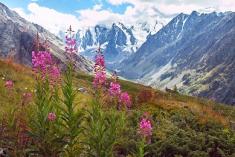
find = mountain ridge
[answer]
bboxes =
[76,18,168,69]
[119,11,235,105]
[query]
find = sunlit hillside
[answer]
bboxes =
[0,58,234,156]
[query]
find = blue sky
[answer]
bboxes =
[2,0,235,35]
[1,0,132,14]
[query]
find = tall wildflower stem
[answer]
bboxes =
[61,63,83,156]
[137,139,147,157]
[61,26,83,156]
[29,37,64,156]
[84,96,126,157]
[135,116,153,157]
[30,76,60,156]
[83,47,126,156]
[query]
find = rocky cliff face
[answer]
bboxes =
[76,19,168,70]
[76,23,138,69]
[119,11,235,105]
[0,2,92,72]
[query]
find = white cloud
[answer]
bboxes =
[157,3,203,14]
[76,7,122,28]
[13,3,80,35]
[106,0,134,5]
[107,0,235,13]
[12,0,235,37]
[76,0,174,29]
[13,2,123,35]
[218,0,235,11]
[93,4,103,11]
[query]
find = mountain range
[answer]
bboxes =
[119,11,235,105]
[75,17,169,69]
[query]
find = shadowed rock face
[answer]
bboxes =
[120,11,235,105]
[0,20,34,65]
[76,23,138,69]
[0,2,93,72]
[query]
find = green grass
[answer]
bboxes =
[0,59,235,156]
[0,59,234,124]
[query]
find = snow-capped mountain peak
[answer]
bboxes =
[74,12,170,69]
[75,23,131,68]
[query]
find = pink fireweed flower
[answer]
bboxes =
[94,54,105,74]
[65,36,77,54]
[32,51,53,72]
[109,82,121,96]
[93,48,106,88]
[94,65,105,74]
[48,112,56,121]
[65,26,77,55]
[95,54,105,67]
[32,51,61,84]
[5,80,14,89]
[138,118,152,138]
[119,92,131,108]
[49,65,61,84]
[93,71,106,87]
[65,36,76,47]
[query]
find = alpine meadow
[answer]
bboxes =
[0,0,235,157]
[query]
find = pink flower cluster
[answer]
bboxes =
[32,51,60,84]
[32,51,53,71]
[5,80,14,89]
[139,118,152,138]
[93,53,106,87]
[65,35,77,54]
[48,112,56,121]
[109,82,121,96]
[119,92,131,108]
[108,82,132,108]
[92,48,132,109]
[50,65,61,82]
[93,71,106,87]
[94,53,105,72]
[95,54,105,67]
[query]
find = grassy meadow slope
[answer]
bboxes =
[0,58,235,156]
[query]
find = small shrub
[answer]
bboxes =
[138,90,154,104]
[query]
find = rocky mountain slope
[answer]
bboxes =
[76,19,168,69]
[0,2,92,72]
[77,23,137,69]
[119,11,235,105]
